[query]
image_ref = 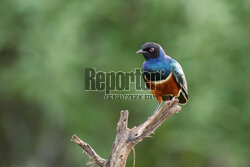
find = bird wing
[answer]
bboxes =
[171,62,189,103]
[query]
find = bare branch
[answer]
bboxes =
[71,135,107,166]
[116,110,129,135]
[72,99,181,167]
[133,98,181,142]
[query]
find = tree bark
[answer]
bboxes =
[71,98,181,167]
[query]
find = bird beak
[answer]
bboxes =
[136,49,147,54]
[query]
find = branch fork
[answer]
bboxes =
[71,99,181,167]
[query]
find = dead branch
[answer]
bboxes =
[71,98,181,167]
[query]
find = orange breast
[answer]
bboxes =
[145,73,180,102]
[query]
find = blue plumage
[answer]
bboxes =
[142,55,172,81]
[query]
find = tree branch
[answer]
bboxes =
[72,98,181,167]
[71,135,107,166]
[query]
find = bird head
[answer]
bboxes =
[136,42,165,60]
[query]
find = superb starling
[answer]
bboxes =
[136,42,188,112]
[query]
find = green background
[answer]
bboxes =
[0,0,249,167]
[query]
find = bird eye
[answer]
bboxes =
[149,48,154,52]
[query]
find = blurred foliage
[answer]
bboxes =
[0,0,250,167]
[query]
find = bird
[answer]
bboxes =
[136,42,188,113]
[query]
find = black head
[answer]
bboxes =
[136,42,164,60]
